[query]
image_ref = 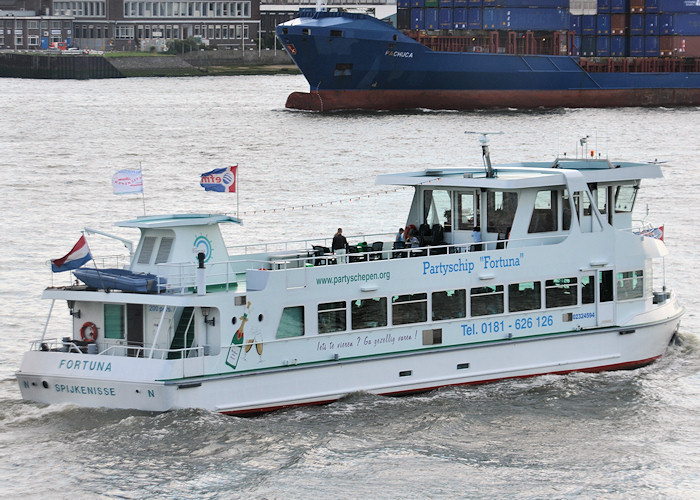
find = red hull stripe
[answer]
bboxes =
[286,89,700,112]
[218,355,661,415]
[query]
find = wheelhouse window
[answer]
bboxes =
[392,293,427,325]
[581,275,595,304]
[617,270,644,300]
[432,289,466,321]
[423,189,452,228]
[104,304,125,339]
[486,191,517,234]
[351,297,387,330]
[528,190,558,233]
[276,306,305,339]
[545,278,578,308]
[508,281,541,312]
[614,184,638,213]
[318,301,346,334]
[471,285,504,317]
[456,191,479,231]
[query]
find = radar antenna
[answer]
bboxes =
[466,131,503,178]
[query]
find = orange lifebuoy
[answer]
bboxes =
[80,322,98,342]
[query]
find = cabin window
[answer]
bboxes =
[528,190,558,233]
[318,301,346,334]
[432,289,466,321]
[456,191,479,230]
[581,275,595,304]
[545,278,578,308]
[562,190,572,230]
[470,285,504,317]
[486,191,517,234]
[276,306,305,339]
[617,270,644,300]
[351,297,387,330]
[423,189,452,228]
[600,270,614,302]
[614,184,637,213]
[155,237,174,264]
[508,281,541,312]
[596,186,608,214]
[137,236,156,264]
[104,304,125,339]
[392,293,427,325]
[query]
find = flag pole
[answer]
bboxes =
[140,161,146,216]
[81,232,107,291]
[236,165,239,218]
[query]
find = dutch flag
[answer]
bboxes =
[51,235,92,273]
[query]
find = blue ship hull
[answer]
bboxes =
[276,12,700,111]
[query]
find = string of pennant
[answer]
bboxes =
[235,178,443,216]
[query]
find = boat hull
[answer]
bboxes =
[286,88,700,112]
[277,12,700,111]
[17,310,682,415]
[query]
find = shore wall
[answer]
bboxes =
[0,50,295,79]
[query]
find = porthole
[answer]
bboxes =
[231,317,237,325]
[258,314,263,322]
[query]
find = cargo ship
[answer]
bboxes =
[275,1,700,111]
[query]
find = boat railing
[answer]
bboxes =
[30,337,206,360]
[226,231,395,256]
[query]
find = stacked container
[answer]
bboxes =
[395,0,700,57]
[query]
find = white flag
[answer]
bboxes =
[112,169,143,195]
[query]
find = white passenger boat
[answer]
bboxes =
[17,138,684,415]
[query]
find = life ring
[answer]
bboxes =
[80,322,98,342]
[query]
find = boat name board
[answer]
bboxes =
[385,50,413,58]
[423,254,523,276]
[58,359,113,372]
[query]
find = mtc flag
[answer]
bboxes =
[201,166,237,193]
[112,169,143,194]
[51,235,92,272]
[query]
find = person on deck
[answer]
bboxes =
[332,228,348,263]
[395,228,405,242]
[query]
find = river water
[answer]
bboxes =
[1,75,699,499]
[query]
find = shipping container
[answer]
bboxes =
[496,8,569,31]
[581,35,597,55]
[425,0,439,8]
[469,7,483,28]
[631,13,645,33]
[425,7,439,28]
[646,14,659,34]
[398,7,412,29]
[645,0,658,13]
[611,0,628,13]
[483,0,497,5]
[597,35,611,55]
[483,7,499,29]
[572,35,582,55]
[665,13,700,36]
[453,8,468,28]
[439,0,454,6]
[582,14,597,33]
[398,0,410,7]
[412,0,425,8]
[645,35,660,54]
[598,0,611,12]
[611,34,628,54]
[610,13,626,34]
[454,0,470,5]
[630,35,645,54]
[466,0,481,4]
[411,8,425,29]
[660,34,700,56]
[498,0,568,6]
[657,0,700,13]
[630,0,645,12]
[439,8,453,28]
[597,14,611,34]
[570,14,582,33]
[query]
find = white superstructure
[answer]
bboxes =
[17,140,684,414]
